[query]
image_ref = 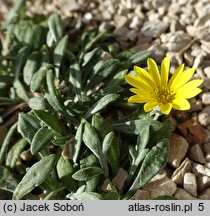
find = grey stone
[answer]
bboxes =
[198,188,210,199]
[172,158,192,185]
[129,16,142,30]
[113,26,129,37]
[189,144,206,164]
[126,30,138,41]
[174,188,199,200]
[204,67,210,78]
[190,98,202,112]
[168,134,189,168]
[143,173,177,199]
[202,92,210,105]
[197,176,210,192]
[192,163,206,177]
[114,15,128,28]
[141,19,169,38]
[112,168,128,190]
[130,189,151,200]
[183,172,197,196]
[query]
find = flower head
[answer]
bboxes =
[125,56,203,115]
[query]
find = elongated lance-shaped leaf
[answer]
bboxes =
[0,123,17,165]
[0,167,18,193]
[102,132,116,177]
[69,62,81,95]
[85,59,119,90]
[84,93,119,119]
[73,120,85,163]
[82,120,105,171]
[72,166,103,181]
[23,51,41,85]
[69,191,103,200]
[56,155,77,191]
[31,127,55,155]
[128,138,169,193]
[30,66,48,92]
[53,35,68,78]
[13,79,29,102]
[129,50,153,64]
[6,138,28,169]
[47,13,63,44]
[29,97,50,110]
[14,46,30,80]
[13,154,57,199]
[17,112,40,143]
[33,110,64,135]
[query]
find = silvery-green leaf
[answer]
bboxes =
[13,154,57,199]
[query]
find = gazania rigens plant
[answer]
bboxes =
[125,56,203,115]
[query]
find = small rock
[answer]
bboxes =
[174,188,199,200]
[129,15,142,30]
[170,20,183,32]
[198,188,210,199]
[197,176,210,192]
[193,55,205,68]
[57,0,80,13]
[166,52,183,65]
[183,172,197,196]
[186,25,197,37]
[130,189,151,200]
[206,153,210,162]
[168,134,189,168]
[184,51,194,66]
[112,168,128,190]
[190,98,202,112]
[198,109,210,127]
[171,158,192,185]
[113,26,129,37]
[202,92,210,105]
[189,144,206,164]
[202,79,210,90]
[143,174,177,199]
[114,15,128,28]
[148,43,165,62]
[165,31,191,52]
[141,19,169,38]
[203,142,210,154]
[204,67,210,78]
[126,30,138,41]
[192,163,206,176]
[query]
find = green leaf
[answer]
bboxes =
[85,59,119,90]
[48,13,63,45]
[14,46,30,79]
[13,154,57,199]
[0,123,17,165]
[29,97,50,110]
[129,138,169,192]
[17,112,40,143]
[73,120,85,163]
[13,79,29,102]
[53,35,68,77]
[23,51,41,85]
[56,155,77,191]
[34,110,64,135]
[30,67,48,92]
[31,127,55,155]
[6,138,28,169]
[72,166,103,181]
[0,167,18,193]
[85,94,119,119]
[31,25,46,50]
[82,120,103,163]
[91,114,112,140]
[69,191,103,200]
[69,62,81,94]
[129,50,153,64]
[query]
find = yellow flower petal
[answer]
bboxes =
[168,63,185,89]
[175,79,203,99]
[129,88,153,99]
[147,58,161,86]
[172,98,190,110]
[160,56,170,88]
[134,65,156,88]
[125,75,152,91]
[144,101,159,112]
[170,68,195,91]
[160,102,172,115]
[128,95,148,103]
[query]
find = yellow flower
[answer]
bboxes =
[125,56,203,115]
